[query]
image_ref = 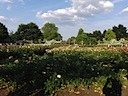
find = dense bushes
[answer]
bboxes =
[0,45,128,95]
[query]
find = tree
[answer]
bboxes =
[104,29,116,41]
[67,36,76,45]
[112,24,127,40]
[76,28,88,44]
[87,37,98,45]
[93,30,103,41]
[86,33,94,37]
[13,22,42,42]
[86,32,98,45]
[103,30,106,38]
[0,22,10,43]
[41,22,62,41]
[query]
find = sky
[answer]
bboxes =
[0,0,128,40]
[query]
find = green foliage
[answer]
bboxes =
[0,46,128,95]
[12,22,42,42]
[112,24,127,40]
[93,30,103,41]
[0,22,10,43]
[75,28,98,45]
[41,22,62,41]
[86,37,98,45]
[44,73,63,95]
[66,78,92,88]
[76,28,88,44]
[67,36,76,45]
[104,29,116,41]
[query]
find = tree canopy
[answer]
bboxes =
[104,29,116,41]
[12,22,42,42]
[1,22,128,44]
[0,22,10,43]
[112,24,127,40]
[67,36,76,45]
[41,22,62,41]
[76,28,88,44]
[93,30,103,41]
[87,37,98,45]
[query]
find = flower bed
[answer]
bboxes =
[0,45,128,95]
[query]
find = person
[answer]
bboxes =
[103,78,122,96]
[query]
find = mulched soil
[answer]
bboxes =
[0,87,11,96]
[54,86,102,96]
[54,84,128,96]
[0,82,128,96]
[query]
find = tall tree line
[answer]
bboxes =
[0,22,62,43]
[68,24,128,45]
[0,22,127,44]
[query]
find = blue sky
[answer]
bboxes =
[0,0,128,40]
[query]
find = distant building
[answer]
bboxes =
[15,39,33,45]
[44,39,62,45]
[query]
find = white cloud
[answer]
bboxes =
[0,0,24,3]
[36,0,114,25]
[65,0,69,3]
[99,1,114,8]
[121,7,128,14]
[0,15,17,22]
[0,16,8,21]
[0,0,13,3]
[10,18,17,22]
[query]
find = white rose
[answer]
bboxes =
[57,74,61,78]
